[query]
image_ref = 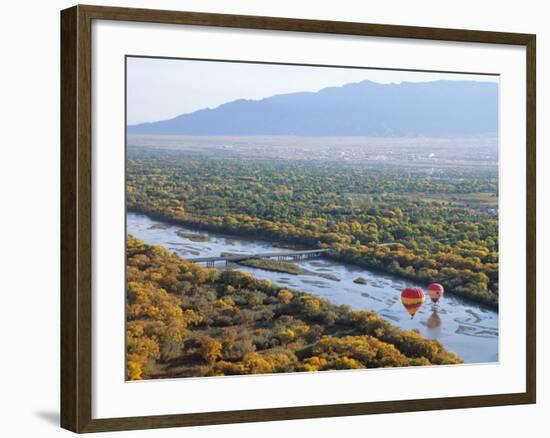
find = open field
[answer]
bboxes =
[127,135,498,169]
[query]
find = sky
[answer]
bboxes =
[127,57,499,125]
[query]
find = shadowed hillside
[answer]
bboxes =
[128,80,498,137]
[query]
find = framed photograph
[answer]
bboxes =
[60,4,536,433]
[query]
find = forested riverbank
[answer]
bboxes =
[126,236,462,380]
[127,147,499,308]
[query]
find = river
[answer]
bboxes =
[127,212,499,364]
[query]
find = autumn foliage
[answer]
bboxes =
[127,149,498,307]
[126,236,461,380]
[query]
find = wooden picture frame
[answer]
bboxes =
[61,4,536,433]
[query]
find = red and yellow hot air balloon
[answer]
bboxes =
[427,283,444,303]
[401,287,425,319]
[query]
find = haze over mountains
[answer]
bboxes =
[127,80,498,137]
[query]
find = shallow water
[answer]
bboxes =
[127,212,499,363]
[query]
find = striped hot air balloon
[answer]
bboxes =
[401,287,425,319]
[427,283,444,303]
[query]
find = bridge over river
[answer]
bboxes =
[187,249,329,267]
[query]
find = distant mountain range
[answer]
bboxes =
[127,80,498,137]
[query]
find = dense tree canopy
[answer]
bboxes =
[126,236,461,380]
[127,148,498,307]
